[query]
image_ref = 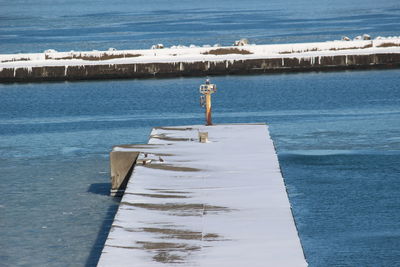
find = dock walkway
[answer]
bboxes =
[97,124,307,266]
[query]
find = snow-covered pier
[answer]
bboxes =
[1,38,400,82]
[97,124,307,267]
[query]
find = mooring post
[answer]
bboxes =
[199,79,217,126]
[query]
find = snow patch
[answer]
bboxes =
[0,37,399,70]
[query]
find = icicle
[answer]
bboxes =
[179,62,183,71]
[281,58,284,66]
[64,65,68,76]
[345,55,348,65]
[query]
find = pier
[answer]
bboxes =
[98,124,307,266]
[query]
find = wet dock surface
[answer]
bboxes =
[97,124,307,266]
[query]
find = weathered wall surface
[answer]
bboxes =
[110,150,139,197]
[1,53,399,83]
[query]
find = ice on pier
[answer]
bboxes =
[1,37,399,70]
[97,124,307,267]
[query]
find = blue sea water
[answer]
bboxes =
[1,0,400,53]
[1,0,400,266]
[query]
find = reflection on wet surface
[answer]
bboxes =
[154,127,194,131]
[150,133,195,142]
[136,241,200,251]
[125,193,190,199]
[137,241,200,264]
[143,163,201,172]
[149,189,191,194]
[110,224,138,233]
[120,202,231,216]
[108,225,223,264]
[113,144,161,149]
[149,153,175,157]
[141,227,221,241]
[152,251,184,264]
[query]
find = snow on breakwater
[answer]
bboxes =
[1,37,400,82]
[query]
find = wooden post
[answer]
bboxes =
[199,79,216,126]
[205,93,212,125]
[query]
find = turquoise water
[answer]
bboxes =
[1,0,400,266]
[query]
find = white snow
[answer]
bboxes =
[97,124,308,267]
[1,37,399,70]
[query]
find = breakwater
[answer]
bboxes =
[1,38,400,83]
[1,53,400,82]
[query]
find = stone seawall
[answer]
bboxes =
[1,53,399,83]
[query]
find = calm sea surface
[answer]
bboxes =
[1,0,400,266]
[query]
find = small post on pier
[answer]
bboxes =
[199,79,217,126]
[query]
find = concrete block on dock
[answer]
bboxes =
[198,131,208,143]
